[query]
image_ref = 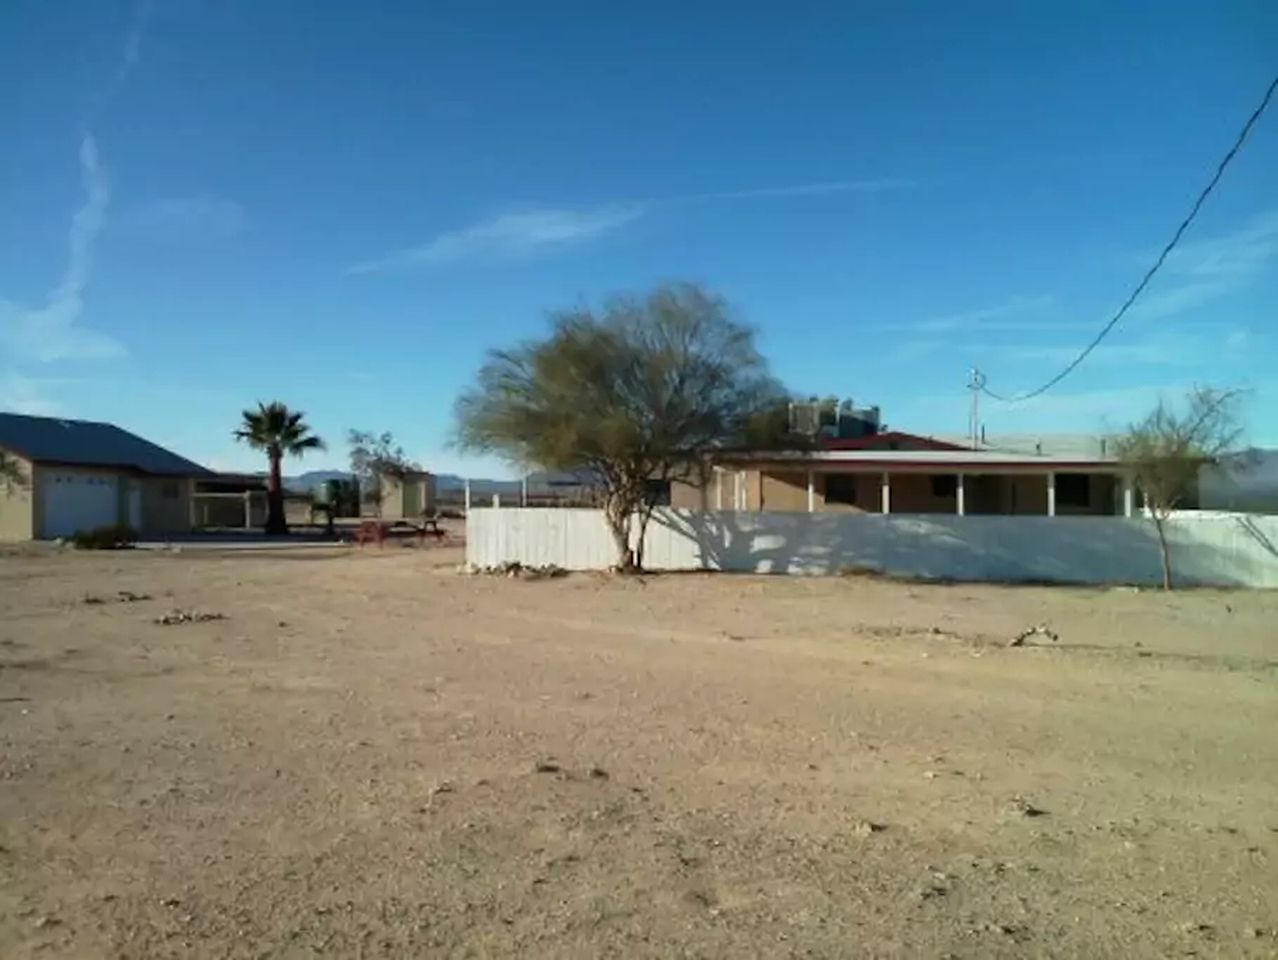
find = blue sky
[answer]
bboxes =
[2,1,1276,477]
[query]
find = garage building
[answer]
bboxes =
[0,413,212,541]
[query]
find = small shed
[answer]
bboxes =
[377,471,436,520]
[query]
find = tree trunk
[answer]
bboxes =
[603,493,636,572]
[633,502,657,572]
[265,449,288,535]
[1154,514,1172,590]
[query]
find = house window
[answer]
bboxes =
[644,480,671,506]
[1056,474,1090,507]
[161,481,180,500]
[824,474,858,505]
[931,475,957,498]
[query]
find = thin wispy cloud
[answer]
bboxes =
[979,380,1277,447]
[1128,210,1278,322]
[894,210,1278,365]
[999,383,1189,423]
[674,178,913,204]
[0,135,126,363]
[348,205,644,273]
[93,0,154,115]
[889,295,1073,359]
[914,294,1057,334]
[0,4,153,374]
[120,0,152,73]
[349,176,911,274]
[903,382,1188,435]
[969,327,1255,368]
[127,195,247,239]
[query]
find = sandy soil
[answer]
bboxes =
[1,546,1276,958]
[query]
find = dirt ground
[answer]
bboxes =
[1,546,1276,958]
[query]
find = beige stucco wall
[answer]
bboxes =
[669,469,759,510]
[998,475,1040,515]
[0,451,35,541]
[885,474,956,513]
[373,475,398,518]
[761,470,810,511]
[136,476,194,534]
[670,477,709,509]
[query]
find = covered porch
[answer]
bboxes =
[707,450,1135,518]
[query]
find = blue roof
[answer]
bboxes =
[0,413,212,476]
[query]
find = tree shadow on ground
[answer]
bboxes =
[648,509,1276,587]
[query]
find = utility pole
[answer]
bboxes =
[967,368,985,450]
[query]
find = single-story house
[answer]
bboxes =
[0,413,213,540]
[668,431,1136,517]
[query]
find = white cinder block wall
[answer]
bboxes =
[467,508,1278,588]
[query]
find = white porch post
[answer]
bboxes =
[714,468,723,510]
[733,470,742,511]
[1122,473,1134,517]
[807,470,815,513]
[464,479,472,513]
[1047,472,1057,517]
[956,473,965,516]
[880,472,891,514]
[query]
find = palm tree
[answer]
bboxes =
[234,402,324,535]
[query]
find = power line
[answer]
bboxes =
[981,73,1278,404]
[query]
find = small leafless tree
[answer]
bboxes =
[1113,386,1243,590]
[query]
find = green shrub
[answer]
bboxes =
[71,524,139,550]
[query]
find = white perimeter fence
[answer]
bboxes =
[467,508,1278,588]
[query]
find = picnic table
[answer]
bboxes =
[353,517,444,547]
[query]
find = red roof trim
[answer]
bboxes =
[748,458,1121,471]
[821,431,968,452]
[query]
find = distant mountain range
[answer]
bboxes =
[285,470,352,493]
[287,470,515,493]
[1201,449,1278,512]
[285,470,587,498]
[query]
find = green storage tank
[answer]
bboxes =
[316,478,360,517]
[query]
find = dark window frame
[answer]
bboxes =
[643,479,672,506]
[824,474,859,505]
[1055,473,1090,508]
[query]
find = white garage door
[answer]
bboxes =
[41,473,119,538]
